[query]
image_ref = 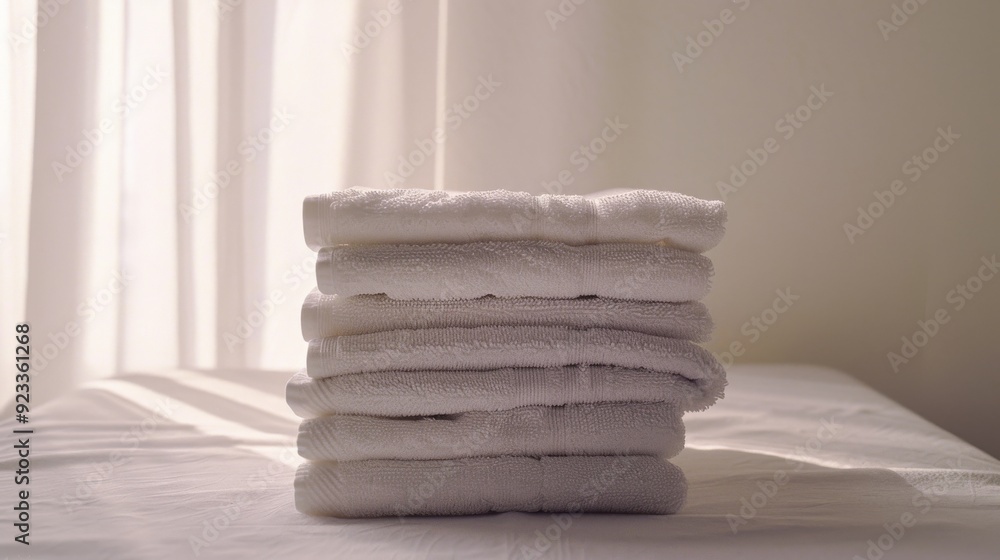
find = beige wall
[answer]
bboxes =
[344,0,1000,456]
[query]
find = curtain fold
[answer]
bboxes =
[214,0,279,369]
[173,0,219,370]
[7,0,338,407]
[118,0,178,373]
[1,1,36,403]
[0,0,418,408]
[23,0,122,406]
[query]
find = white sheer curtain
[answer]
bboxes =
[1,1,36,399]
[2,0,358,407]
[3,0,649,409]
[0,0,742,408]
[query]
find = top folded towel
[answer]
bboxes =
[303,188,727,253]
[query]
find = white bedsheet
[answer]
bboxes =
[1,364,998,559]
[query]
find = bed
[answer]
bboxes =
[3,364,999,559]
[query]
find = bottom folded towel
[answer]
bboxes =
[297,402,685,462]
[295,455,687,517]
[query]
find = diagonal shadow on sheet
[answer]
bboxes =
[110,372,298,435]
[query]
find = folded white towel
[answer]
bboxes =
[306,326,724,381]
[286,364,723,418]
[303,188,726,253]
[316,240,713,301]
[301,290,713,341]
[297,402,684,462]
[295,455,687,517]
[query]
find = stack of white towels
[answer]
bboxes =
[288,188,727,517]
